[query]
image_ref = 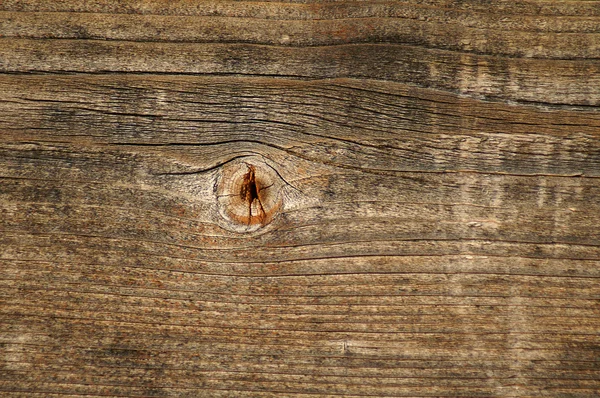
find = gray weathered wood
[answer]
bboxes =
[1,1,599,397]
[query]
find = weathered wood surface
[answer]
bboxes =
[1,1,599,397]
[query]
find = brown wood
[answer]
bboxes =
[1,1,599,397]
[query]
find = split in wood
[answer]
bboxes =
[240,164,266,225]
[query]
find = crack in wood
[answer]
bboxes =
[240,164,266,226]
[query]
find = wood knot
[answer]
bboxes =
[216,158,283,232]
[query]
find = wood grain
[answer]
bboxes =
[1,1,599,397]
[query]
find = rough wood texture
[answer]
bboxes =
[1,1,599,397]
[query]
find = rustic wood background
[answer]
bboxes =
[1,1,600,396]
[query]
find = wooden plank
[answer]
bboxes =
[1,1,599,105]
[2,39,599,106]
[1,1,599,397]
